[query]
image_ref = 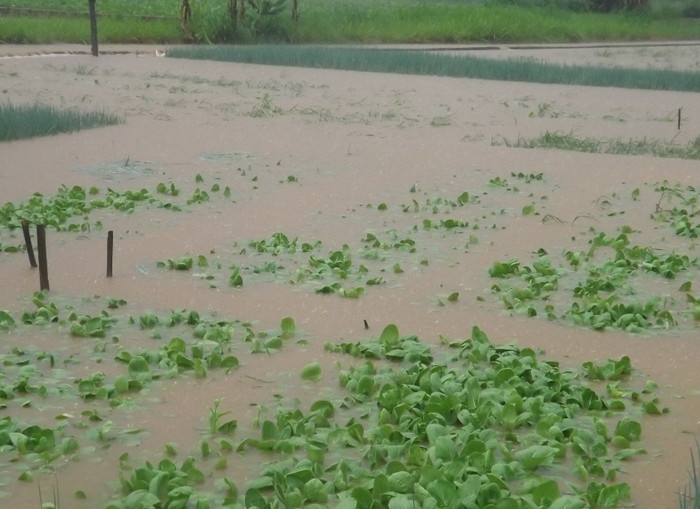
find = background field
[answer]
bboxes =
[0,0,699,44]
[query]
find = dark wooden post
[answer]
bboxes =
[106,230,113,278]
[21,220,37,268]
[88,0,98,56]
[36,225,50,291]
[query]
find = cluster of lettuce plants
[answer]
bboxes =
[0,173,237,249]
[104,325,665,508]
[0,291,302,500]
[489,182,700,332]
[153,182,489,300]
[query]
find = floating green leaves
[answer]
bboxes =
[69,311,116,338]
[653,182,700,238]
[0,310,16,330]
[202,325,661,509]
[300,362,322,381]
[229,266,243,287]
[110,456,208,509]
[158,257,194,271]
[489,229,699,331]
[280,317,296,337]
[0,416,79,464]
[0,177,237,246]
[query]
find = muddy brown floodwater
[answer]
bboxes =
[0,43,699,508]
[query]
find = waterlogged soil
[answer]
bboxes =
[0,43,699,508]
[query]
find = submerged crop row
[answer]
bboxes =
[2,299,664,507]
[104,325,665,508]
[0,291,302,501]
[3,169,697,336]
[0,174,232,252]
[489,182,700,332]
[0,167,687,507]
[149,173,543,301]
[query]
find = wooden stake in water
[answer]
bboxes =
[21,220,37,268]
[107,230,114,278]
[678,108,682,130]
[37,225,50,291]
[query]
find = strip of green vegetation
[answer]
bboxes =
[0,16,181,44]
[166,45,700,92]
[293,1,700,43]
[0,102,121,142]
[0,0,177,16]
[1,0,699,44]
[494,131,700,159]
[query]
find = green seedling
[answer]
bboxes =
[679,441,700,509]
[158,257,194,271]
[207,399,237,436]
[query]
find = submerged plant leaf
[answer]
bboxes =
[379,324,399,345]
[300,362,322,381]
[0,310,15,329]
[280,317,296,337]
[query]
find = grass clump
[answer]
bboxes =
[495,131,700,159]
[167,45,700,93]
[0,102,121,142]
[680,441,700,509]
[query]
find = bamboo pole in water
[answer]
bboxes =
[37,225,50,291]
[21,220,37,268]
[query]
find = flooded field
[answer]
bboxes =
[0,44,698,508]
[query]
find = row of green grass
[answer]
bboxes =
[1,0,699,45]
[0,0,696,18]
[166,45,700,92]
[291,2,700,43]
[0,15,180,44]
[494,131,700,159]
[0,103,121,142]
[0,0,178,17]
